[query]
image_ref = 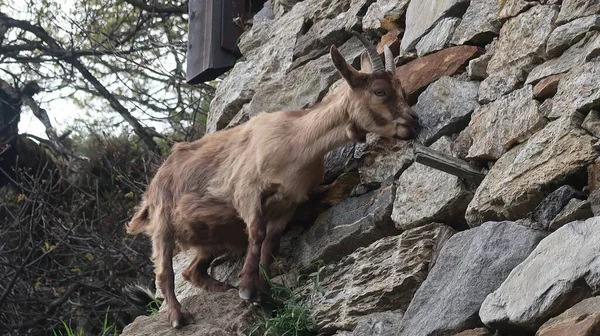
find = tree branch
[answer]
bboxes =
[122,0,188,14]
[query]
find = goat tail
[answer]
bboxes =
[127,202,150,235]
[123,283,163,310]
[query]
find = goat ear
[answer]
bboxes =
[330,45,366,88]
[360,51,373,73]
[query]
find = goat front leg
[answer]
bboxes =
[238,207,266,301]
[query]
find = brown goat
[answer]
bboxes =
[126,33,419,328]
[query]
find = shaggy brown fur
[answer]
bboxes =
[126,36,419,328]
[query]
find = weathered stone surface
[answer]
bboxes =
[549,199,594,231]
[452,128,473,160]
[487,6,557,79]
[207,4,307,132]
[401,0,469,52]
[451,0,501,45]
[392,137,473,231]
[583,110,600,137]
[121,290,256,336]
[467,54,491,80]
[537,313,600,336]
[312,224,455,332]
[247,36,364,117]
[376,29,401,54]
[338,311,404,336]
[398,221,546,336]
[537,296,600,333]
[414,76,479,146]
[225,105,250,129]
[547,15,600,58]
[315,0,373,45]
[533,74,562,99]
[527,31,600,85]
[416,17,461,57]
[557,0,600,24]
[294,183,398,268]
[362,0,410,31]
[480,217,600,331]
[455,328,492,336]
[356,134,413,185]
[467,85,546,160]
[532,185,586,229]
[478,74,520,104]
[395,46,481,103]
[550,61,600,119]
[539,99,554,118]
[465,117,597,226]
[324,142,359,184]
[497,0,536,20]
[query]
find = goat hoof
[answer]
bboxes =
[168,308,191,329]
[239,288,253,300]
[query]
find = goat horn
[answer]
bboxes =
[383,45,395,73]
[352,32,385,73]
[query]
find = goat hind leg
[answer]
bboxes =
[182,249,234,292]
[238,211,266,301]
[257,213,293,295]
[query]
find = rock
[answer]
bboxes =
[392,137,473,231]
[527,31,600,85]
[376,29,401,54]
[311,224,455,332]
[414,76,480,146]
[324,142,359,184]
[465,116,597,226]
[497,0,536,20]
[537,296,600,333]
[357,134,413,185]
[294,183,398,268]
[557,0,600,24]
[467,54,491,80]
[533,74,562,99]
[362,0,410,31]
[480,217,600,331]
[453,128,473,160]
[401,0,469,52]
[477,74,521,104]
[550,61,600,120]
[395,46,481,104]
[539,99,554,118]
[246,36,364,117]
[583,110,600,137]
[451,0,502,45]
[547,15,600,58]
[455,328,492,336]
[531,185,586,229]
[549,199,594,231]
[120,290,256,336]
[207,4,307,133]
[225,105,250,129]
[344,310,404,336]
[398,221,547,336]
[536,313,600,336]
[416,17,461,57]
[487,6,557,79]
[315,0,373,45]
[467,85,546,160]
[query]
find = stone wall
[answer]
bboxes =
[122,0,600,335]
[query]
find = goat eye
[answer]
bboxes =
[374,89,386,97]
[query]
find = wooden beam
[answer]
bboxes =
[413,143,485,183]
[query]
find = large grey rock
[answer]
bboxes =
[398,221,547,336]
[356,134,413,185]
[324,142,359,184]
[550,61,600,119]
[207,4,307,133]
[531,185,586,229]
[294,183,397,268]
[401,0,469,52]
[392,137,473,231]
[451,0,502,45]
[311,224,455,332]
[527,31,600,85]
[246,36,364,117]
[480,217,600,331]
[478,74,520,104]
[315,0,374,45]
[497,0,536,20]
[416,17,461,57]
[465,116,597,226]
[467,85,546,161]
[362,0,410,31]
[486,5,557,79]
[121,290,256,336]
[337,311,404,336]
[557,0,600,24]
[414,76,480,146]
[547,15,600,58]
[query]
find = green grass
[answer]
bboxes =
[52,306,119,336]
[248,263,325,336]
